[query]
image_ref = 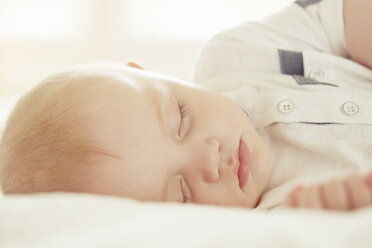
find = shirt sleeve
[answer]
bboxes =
[193,0,348,82]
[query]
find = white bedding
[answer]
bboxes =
[0,193,371,248]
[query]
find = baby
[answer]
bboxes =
[0,61,371,211]
[1,0,372,211]
[0,62,270,208]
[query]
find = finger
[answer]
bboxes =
[285,192,295,207]
[294,186,307,208]
[322,179,349,211]
[285,185,303,208]
[346,174,372,209]
[364,172,372,188]
[303,185,324,209]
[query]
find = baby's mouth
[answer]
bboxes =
[237,139,250,189]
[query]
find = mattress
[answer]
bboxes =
[0,193,371,248]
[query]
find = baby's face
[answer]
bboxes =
[82,63,270,208]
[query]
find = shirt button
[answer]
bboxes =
[341,101,359,116]
[278,99,295,114]
[309,68,325,80]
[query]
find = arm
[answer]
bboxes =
[344,0,372,70]
[193,0,348,82]
[286,173,372,211]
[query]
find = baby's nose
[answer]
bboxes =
[197,137,221,183]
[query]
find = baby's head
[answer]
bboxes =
[0,62,270,207]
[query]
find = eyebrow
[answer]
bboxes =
[152,88,171,139]
[82,145,122,160]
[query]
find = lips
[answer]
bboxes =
[237,139,250,189]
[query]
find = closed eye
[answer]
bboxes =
[176,100,190,138]
[180,176,191,203]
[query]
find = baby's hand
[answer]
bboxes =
[285,173,372,211]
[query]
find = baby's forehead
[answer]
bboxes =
[67,62,196,93]
[61,63,199,110]
[61,70,154,113]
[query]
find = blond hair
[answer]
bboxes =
[0,66,119,194]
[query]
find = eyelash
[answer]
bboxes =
[176,100,191,202]
[177,101,189,137]
[180,177,191,203]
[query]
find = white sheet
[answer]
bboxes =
[0,193,371,248]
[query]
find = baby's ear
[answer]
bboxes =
[126,61,145,70]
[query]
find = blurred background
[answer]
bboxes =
[0,0,293,129]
